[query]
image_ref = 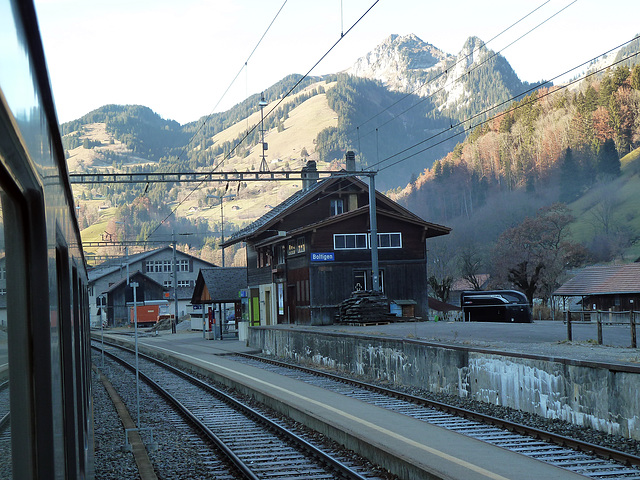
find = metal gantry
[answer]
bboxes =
[68,170,367,184]
[75,169,381,292]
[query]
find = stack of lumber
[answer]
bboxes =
[337,290,390,325]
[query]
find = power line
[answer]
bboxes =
[348,0,554,139]
[376,39,640,174]
[130,1,289,203]
[358,0,577,144]
[145,0,381,241]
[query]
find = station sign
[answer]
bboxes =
[311,252,335,262]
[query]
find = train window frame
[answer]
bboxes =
[1,0,93,475]
[0,142,58,477]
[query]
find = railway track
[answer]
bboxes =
[0,380,11,479]
[0,380,9,429]
[92,342,388,480]
[230,353,640,479]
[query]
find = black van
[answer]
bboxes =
[460,290,532,323]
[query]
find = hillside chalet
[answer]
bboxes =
[221,160,450,325]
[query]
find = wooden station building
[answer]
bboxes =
[222,160,450,325]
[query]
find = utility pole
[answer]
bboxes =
[221,197,226,268]
[172,230,177,333]
[368,174,379,291]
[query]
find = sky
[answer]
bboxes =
[33,0,640,125]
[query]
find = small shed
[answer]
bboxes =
[105,271,165,326]
[191,268,248,336]
[428,297,462,321]
[553,264,640,313]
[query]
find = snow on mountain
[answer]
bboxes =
[347,34,453,93]
[346,34,496,112]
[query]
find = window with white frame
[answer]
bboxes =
[163,280,172,288]
[334,233,367,250]
[334,233,402,250]
[163,260,172,272]
[0,267,5,280]
[177,280,191,288]
[376,232,402,248]
[178,259,189,272]
[330,198,344,216]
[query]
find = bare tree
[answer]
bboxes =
[588,185,621,236]
[458,244,484,290]
[491,204,589,304]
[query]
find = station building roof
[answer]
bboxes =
[553,263,640,296]
[192,267,248,304]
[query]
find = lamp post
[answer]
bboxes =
[130,281,141,427]
[220,194,235,336]
[220,194,235,268]
[172,231,178,334]
[98,295,106,367]
[259,95,269,172]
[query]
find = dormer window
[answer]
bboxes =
[330,199,344,216]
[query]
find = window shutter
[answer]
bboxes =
[189,259,193,272]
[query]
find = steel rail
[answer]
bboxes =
[235,353,640,469]
[96,345,259,480]
[93,342,369,480]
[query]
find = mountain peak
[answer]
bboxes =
[347,33,452,92]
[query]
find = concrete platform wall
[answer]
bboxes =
[249,327,640,440]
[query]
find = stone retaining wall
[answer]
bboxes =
[249,327,640,440]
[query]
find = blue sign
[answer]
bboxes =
[311,252,335,262]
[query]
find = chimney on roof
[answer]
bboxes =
[345,150,356,172]
[301,160,318,190]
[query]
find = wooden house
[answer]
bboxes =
[553,263,640,312]
[222,163,451,325]
[88,246,216,327]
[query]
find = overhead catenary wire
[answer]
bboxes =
[356,0,576,143]
[145,39,640,247]
[141,0,289,199]
[146,0,381,241]
[375,40,640,174]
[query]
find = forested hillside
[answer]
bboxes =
[64,32,639,278]
[64,74,334,265]
[315,36,538,189]
[395,63,640,306]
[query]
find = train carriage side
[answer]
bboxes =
[461,290,532,323]
[1,0,93,478]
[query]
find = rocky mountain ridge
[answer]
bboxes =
[346,34,525,116]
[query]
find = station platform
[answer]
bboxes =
[92,323,618,480]
[97,317,640,365]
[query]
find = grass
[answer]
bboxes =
[568,147,640,261]
[182,80,339,230]
[70,80,340,261]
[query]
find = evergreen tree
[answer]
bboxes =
[559,147,582,202]
[631,65,640,90]
[597,139,621,178]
